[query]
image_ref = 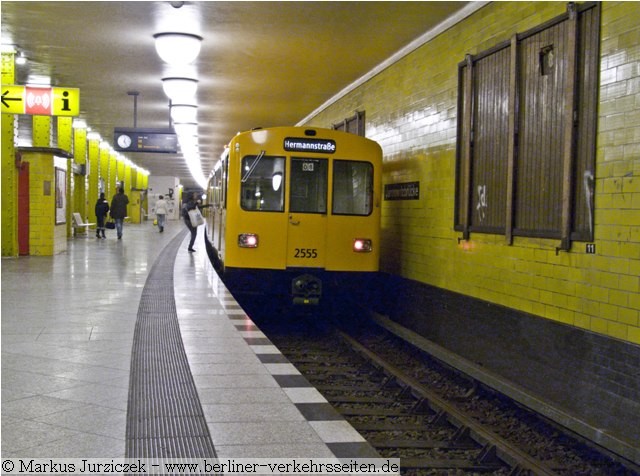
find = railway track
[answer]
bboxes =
[260,316,639,476]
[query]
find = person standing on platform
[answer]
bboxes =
[94,192,110,239]
[110,187,129,240]
[155,195,168,233]
[182,192,199,252]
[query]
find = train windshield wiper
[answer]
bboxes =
[241,150,265,183]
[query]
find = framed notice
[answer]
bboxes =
[55,167,66,224]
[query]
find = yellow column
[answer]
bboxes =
[29,115,58,254]
[57,117,73,237]
[87,134,100,229]
[124,161,132,197]
[24,151,55,255]
[124,162,138,223]
[73,125,87,224]
[117,157,125,189]
[33,116,51,147]
[1,51,18,256]
[99,142,110,201]
[109,152,118,200]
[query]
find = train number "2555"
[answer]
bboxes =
[294,248,318,259]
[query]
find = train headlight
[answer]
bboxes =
[238,233,259,248]
[353,238,373,252]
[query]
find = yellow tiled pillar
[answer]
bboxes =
[1,112,18,256]
[87,134,100,230]
[27,116,59,255]
[124,161,132,197]
[117,156,125,190]
[1,51,18,256]
[99,142,110,207]
[73,125,88,225]
[23,150,54,255]
[57,117,73,237]
[108,151,117,201]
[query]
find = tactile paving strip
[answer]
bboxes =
[125,231,217,458]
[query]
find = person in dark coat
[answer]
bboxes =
[94,192,110,239]
[182,192,199,252]
[110,187,129,240]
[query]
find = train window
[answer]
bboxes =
[332,160,373,216]
[289,158,328,214]
[240,155,285,212]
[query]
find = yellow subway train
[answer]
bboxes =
[204,126,382,308]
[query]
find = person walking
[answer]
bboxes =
[110,187,129,240]
[182,192,200,252]
[155,195,168,233]
[94,192,110,239]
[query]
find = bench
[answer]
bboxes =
[72,212,96,235]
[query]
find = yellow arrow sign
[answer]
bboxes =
[1,85,24,114]
[1,85,79,116]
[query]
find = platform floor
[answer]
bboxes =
[1,222,374,460]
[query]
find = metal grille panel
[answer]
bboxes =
[125,231,217,459]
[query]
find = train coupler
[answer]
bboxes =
[291,274,322,305]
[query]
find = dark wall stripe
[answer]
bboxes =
[125,230,217,459]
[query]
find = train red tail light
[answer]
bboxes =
[238,233,259,248]
[353,238,372,252]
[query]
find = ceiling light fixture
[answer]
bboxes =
[154,32,202,65]
[161,77,198,102]
[15,51,27,65]
[170,104,198,123]
[173,122,198,138]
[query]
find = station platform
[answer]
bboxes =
[1,222,377,460]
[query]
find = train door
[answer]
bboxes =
[286,157,328,268]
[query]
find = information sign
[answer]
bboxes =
[1,85,79,116]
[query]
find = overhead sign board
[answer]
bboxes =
[1,85,80,116]
[114,127,178,153]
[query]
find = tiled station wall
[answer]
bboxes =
[306,2,640,344]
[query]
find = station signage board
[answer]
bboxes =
[114,127,178,153]
[284,137,336,154]
[384,181,420,201]
[1,85,80,116]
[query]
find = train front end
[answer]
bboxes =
[208,126,382,311]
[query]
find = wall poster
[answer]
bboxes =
[55,167,66,224]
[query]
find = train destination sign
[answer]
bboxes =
[384,181,420,201]
[284,137,336,154]
[1,85,80,116]
[114,127,177,153]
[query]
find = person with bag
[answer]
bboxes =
[155,195,168,233]
[94,192,110,239]
[182,192,201,252]
[110,187,129,240]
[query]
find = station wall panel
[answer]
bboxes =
[305,1,640,344]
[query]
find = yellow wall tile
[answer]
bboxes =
[305,2,639,343]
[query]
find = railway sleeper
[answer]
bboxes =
[322,395,397,404]
[314,384,383,392]
[397,457,504,471]
[370,438,478,450]
[337,408,409,416]
[351,421,430,432]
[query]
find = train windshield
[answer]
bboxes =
[332,160,374,216]
[240,155,285,212]
[289,158,328,213]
